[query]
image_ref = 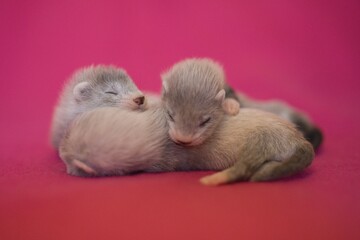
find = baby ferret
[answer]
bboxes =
[161,58,240,146]
[160,57,315,184]
[59,107,314,185]
[50,65,146,149]
[143,87,323,150]
[162,58,322,150]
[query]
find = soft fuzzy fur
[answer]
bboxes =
[59,107,314,185]
[233,92,323,150]
[57,59,316,185]
[161,58,239,146]
[50,65,146,149]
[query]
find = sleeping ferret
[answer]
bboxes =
[50,65,146,149]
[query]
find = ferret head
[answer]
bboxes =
[161,58,227,146]
[71,65,146,112]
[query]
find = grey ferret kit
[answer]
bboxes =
[59,58,314,185]
[161,58,240,146]
[50,65,146,149]
[148,59,323,150]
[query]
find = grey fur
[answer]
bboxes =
[161,58,237,146]
[50,65,145,149]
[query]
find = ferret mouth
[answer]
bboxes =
[174,141,194,147]
[172,138,203,147]
[119,99,141,110]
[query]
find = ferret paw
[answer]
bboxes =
[200,172,230,186]
[66,160,97,177]
[222,99,240,116]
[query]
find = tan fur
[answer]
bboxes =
[50,65,146,149]
[196,109,314,185]
[59,107,314,184]
[159,58,315,184]
[161,58,239,146]
[235,92,323,149]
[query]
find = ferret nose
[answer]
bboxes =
[133,96,145,105]
[174,135,194,145]
[169,129,194,145]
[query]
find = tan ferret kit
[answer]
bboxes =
[55,59,315,185]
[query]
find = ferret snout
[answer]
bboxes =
[169,129,196,146]
[133,96,145,106]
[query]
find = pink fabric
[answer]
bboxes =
[1,0,359,239]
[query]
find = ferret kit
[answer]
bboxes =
[52,59,319,185]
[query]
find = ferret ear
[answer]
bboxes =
[161,80,169,100]
[215,89,226,102]
[162,80,169,93]
[73,82,91,101]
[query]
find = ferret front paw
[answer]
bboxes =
[222,98,240,116]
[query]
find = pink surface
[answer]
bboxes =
[1,0,359,239]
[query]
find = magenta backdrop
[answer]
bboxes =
[1,1,359,239]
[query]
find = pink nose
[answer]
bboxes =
[133,96,145,105]
[173,134,194,145]
[169,129,195,145]
[169,129,194,145]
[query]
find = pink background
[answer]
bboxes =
[1,0,359,239]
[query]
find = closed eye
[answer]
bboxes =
[167,111,175,122]
[105,91,118,95]
[199,117,211,127]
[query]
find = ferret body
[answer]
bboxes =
[161,58,239,146]
[60,107,314,185]
[50,65,146,149]
[195,108,314,185]
[233,92,323,150]
[59,107,168,176]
